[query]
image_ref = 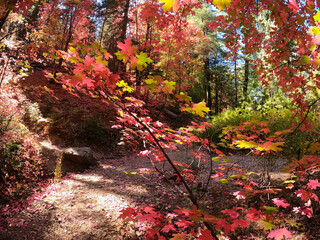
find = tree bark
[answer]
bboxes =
[120,0,130,42]
[234,55,238,108]
[0,9,10,33]
[243,55,249,100]
[204,53,212,111]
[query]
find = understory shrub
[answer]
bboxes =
[0,113,46,203]
[47,108,115,146]
[205,108,320,158]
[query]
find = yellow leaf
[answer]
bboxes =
[212,0,231,10]
[256,142,284,152]
[314,10,320,22]
[300,55,310,65]
[235,140,258,149]
[162,80,176,94]
[308,142,319,154]
[115,51,127,62]
[116,80,134,93]
[311,26,320,35]
[96,56,108,66]
[145,77,157,93]
[192,101,210,117]
[258,220,274,231]
[136,52,153,71]
[159,0,179,12]
[175,92,192,103]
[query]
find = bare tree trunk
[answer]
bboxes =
[214,75,219,114]
[53,9,74,81]
[0,9,10,33]
[204,53,212,111]
[99,14,107,48]
[120,0,130,42]
[234,55,238,108]
[243,55,249,100]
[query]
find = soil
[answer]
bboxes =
[0,149,291,240]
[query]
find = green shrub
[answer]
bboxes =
[206,108,294,144]
[204,108,320,159]
[47,108,112,145]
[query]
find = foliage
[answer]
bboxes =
[2,0,320,239]
[0,99,46,203]
[205,108,292,142]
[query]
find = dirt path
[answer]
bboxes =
[0,154,189,240]
[0,149,290,240]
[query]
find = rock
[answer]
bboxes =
[40,141,63,173]
[62,147,97,170]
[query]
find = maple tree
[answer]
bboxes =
[1,0,320,239]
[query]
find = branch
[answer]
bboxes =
[99,90,219,238]
[289,96,320,135]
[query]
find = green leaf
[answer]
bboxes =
[262,206,278,214]
[300,55,310,65]
[258,220,274,231]
[212,157,220,163]
[69,57,78,64]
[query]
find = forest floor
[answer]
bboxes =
[0,149,290,240]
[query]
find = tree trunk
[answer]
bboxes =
[0,9,10,33]
[204,53,212,111]
[120,0,130,42]
[214,75,219,115]
[99,14,107,48]
[243,55,249,100]
[234,55,238,108]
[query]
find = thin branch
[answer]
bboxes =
[100,90,219,238]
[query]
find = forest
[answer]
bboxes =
[0,0,320,239]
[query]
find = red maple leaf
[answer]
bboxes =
[161,224,176,233]
[307,179,320,190]
[272,198,290,208]
[175,219,194,229]
[198,229,214,240]
[231,219,250,231]
[221,209,239,220]
[119,207,136,219]
[245,209,261,222]
[267,228,292,240]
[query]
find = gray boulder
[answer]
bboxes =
[62,147,97,170]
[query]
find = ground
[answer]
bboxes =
[0,149,291,240]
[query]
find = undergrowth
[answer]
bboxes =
[204,108,320,159]
[0,89,47,203]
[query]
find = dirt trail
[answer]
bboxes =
[0,154,186,240]
[0,149,290,240]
